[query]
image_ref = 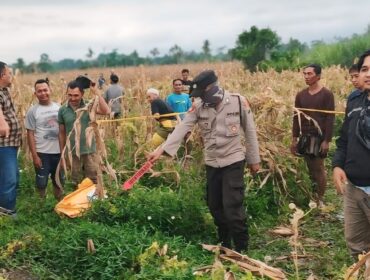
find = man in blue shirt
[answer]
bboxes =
[166,79,191,120]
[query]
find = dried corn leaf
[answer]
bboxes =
[270,226,294,236]
[202,244,287,280]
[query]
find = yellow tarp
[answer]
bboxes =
[55,178,96,218]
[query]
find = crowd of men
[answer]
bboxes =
[0,52,370,265]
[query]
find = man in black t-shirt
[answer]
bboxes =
[146,88,177,147]
[181,69,192,94]
[332,50,370,265]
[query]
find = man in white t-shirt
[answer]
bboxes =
[25,79,63,200]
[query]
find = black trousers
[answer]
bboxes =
[206,160,248,252]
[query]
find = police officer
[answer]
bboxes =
[148,70,260,252]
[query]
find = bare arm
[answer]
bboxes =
[59,124,66,152]
[91,85,110,115]
[96,95,111,115]
[27,129,42,169]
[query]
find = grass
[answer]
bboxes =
[0,158,351,279]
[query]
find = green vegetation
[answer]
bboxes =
[302,28,370,67]
[0,147,352,279]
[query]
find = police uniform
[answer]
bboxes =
[162,91,260,251]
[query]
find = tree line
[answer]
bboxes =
[12,24,370,73]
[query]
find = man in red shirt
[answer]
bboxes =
[291,64,335,207]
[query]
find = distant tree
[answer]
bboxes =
[230,26,280,71]
[150,48,160,58]
[26,62,38,73]
[169,44,184,63]
[105,49,119,67]
[283,38,307,53]
[14,58,26,72]
[214,46,231,61]
[129,50,139,66]
[202,39,211,60]
[86,48,94,59]
[38,53,53,72]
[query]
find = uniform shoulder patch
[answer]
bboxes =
[230,93,250,109]
[238,95,250,109]
[243,98,250,109]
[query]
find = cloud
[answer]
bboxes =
[2,0,370,63]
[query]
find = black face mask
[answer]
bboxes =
[201,86,224,108]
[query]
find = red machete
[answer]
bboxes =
[122,161,153,190]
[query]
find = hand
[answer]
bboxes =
[60,157,71,172]
[89,82,99,96]
[0,120,10,138]
[33,155,42,169]
[188,103,196,113]
[247,163,260,175]
[333,167,347,195]
[290,142,297,155]
[320,140,329,156]
[147,147,164,163]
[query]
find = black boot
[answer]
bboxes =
[218,227,232,249]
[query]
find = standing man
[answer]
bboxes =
[58,79,110,187]
[98,73,106,90]
[0,62,21,216]
[148,70,260,252]
[181,69,192,86]
[103,73,124,119]
[166,79,192,120]
[146,88,177,148]
[25,79,63,200]
[181,69,192,94]
[291,64,335,206]
[332,50,370,267]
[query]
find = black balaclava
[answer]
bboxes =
[201,85,224,108]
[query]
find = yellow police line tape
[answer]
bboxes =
[295,107,345,115]
[97,112,184,124]
[96,108,345,125]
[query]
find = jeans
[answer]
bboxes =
[0,147,19,211]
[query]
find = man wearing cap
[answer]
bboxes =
[148,70,260,252]
[58,78,110,187]
[0,61,21,216]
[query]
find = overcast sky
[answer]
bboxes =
[1,0,369,64]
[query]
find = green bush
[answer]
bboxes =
[86,186,214,241]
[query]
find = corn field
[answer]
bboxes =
[12,61,351,197]
[1,61,358,279]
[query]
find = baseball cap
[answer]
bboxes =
[190,70,218,97]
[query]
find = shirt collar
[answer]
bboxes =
[67,99,86,109]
